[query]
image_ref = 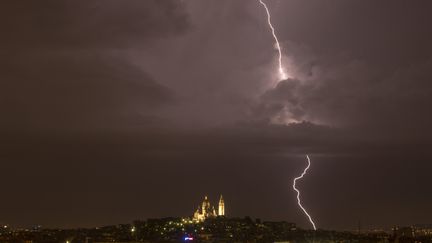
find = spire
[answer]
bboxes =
[218,194,225,216]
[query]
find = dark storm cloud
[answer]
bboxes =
[1,0,432,230]
[0,0,189,131]
[1,0,189,48]
[0,0,191,228]
[0,54,173,131]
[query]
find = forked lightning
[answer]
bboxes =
[293,155,317,230]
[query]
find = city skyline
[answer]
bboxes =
[1,0,432,231]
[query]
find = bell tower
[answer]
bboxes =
[218,195,225,216]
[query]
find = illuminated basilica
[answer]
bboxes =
[193,195,225,222]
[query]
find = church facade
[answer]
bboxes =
[193,195,225,222]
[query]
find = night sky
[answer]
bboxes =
[1,0,432,230]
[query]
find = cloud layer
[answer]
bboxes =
[0,0,431,229]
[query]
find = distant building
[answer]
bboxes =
[193,195,225,222]
[413,224,432,237]
[392,226,414,238]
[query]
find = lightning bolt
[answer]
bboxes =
[256,1,316,228]
[293,155,317,230]
[257,0,288,80]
